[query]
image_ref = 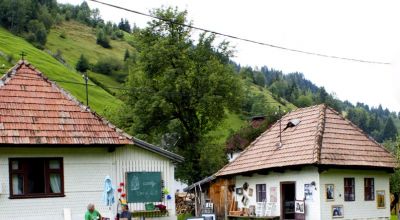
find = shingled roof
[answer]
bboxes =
[217,104,397,176]
[0,60,134,144]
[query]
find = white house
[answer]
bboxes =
[214,104,396,220]
[0,61,184,220]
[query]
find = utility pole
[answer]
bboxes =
[83,71,89,106]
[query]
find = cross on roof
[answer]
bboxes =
[20,51,26,60]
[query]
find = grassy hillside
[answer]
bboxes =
[46,21,134,67]
[0,27,122,115]
[1,21,296,146]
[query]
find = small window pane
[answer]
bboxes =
[49,160,60,169]
[12,161,19,170]
[49,173,61,193]
[12,174,23,195]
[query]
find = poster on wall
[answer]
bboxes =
[304,184,313,201]
[294,200,305,220]
[270,187,277,203]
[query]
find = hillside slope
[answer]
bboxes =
[44,21,296,143]
[0,27,122,115]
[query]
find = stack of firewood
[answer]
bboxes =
[175,192,195,215]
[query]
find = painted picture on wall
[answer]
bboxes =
[270,187,277,203]
[325,184,335,201]
[304,184,313,200]
[201,214,216,220]
[332,205,344,218]
[295,200,305,214]
[377,190,385,208]
[248,188,254,197]
[236,187,243,195]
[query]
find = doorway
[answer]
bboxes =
[280,182,296,220]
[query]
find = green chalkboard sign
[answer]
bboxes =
[126,172,162,203]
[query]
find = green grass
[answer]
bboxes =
[46,21,134,66]
[392,215,397,220]
[0,27,122,115]
[46,21,134,90]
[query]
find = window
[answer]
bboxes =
[344,178,355,201]
[256,184,267,202]
[9,158,64,198]
[364,178,375,201]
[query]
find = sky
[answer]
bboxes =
[59,0,400,112]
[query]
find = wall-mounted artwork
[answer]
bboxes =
[236,187,243,195]
[270,187,277,203]
[201,214,216,220]
[304,184,313,200]
[248,188,254,197]
[295,200,305,214]
[377,190,385,208]
[325,184,335,201]
[332,205,344,218]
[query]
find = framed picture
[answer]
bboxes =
[248,188,254,197]
[332,205,344,218]
[188,218,205,220]
[201,213,216,220]
[236,187,243,195]
[304,184,313,200]
[377,190,385,208]
[325,184,335,201]
[295,200,305,214]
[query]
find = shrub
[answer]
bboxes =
[59,31,66,39]
[76,54,89,73]
[96,29,111,48]
[93,57,122,75]
[26,20,47,47]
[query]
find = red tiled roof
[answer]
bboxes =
[217,104,396,176]
[0,61,133,144]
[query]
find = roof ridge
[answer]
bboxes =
[313,104,327,163]
[325,105,397,163]
[1,61,135,142]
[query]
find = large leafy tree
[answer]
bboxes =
[119,8,242,183]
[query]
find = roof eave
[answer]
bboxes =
[133,138,184,163]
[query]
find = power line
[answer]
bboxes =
[88,0,391,65]
[13,75,286,105]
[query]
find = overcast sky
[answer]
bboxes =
[59,0,400,112]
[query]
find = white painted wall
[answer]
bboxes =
[235,166,321,220]
[319,169,391,220]
[0,146,177,220]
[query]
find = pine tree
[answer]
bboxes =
[124,49,130,61]
[381,117,398,141]
[76,54,89,73]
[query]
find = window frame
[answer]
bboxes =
[256,184,267,202]
[364,178,375,201]
[8,158,64,199]
[344,178,355,202]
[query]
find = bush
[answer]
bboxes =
[76,54,89,73]
[59,31,66,39]
[26,20,47,47]
[93,57,122,75]
[96,29,111,48]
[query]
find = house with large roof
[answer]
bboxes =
[193,104,396,220]
[0,60,183,220]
